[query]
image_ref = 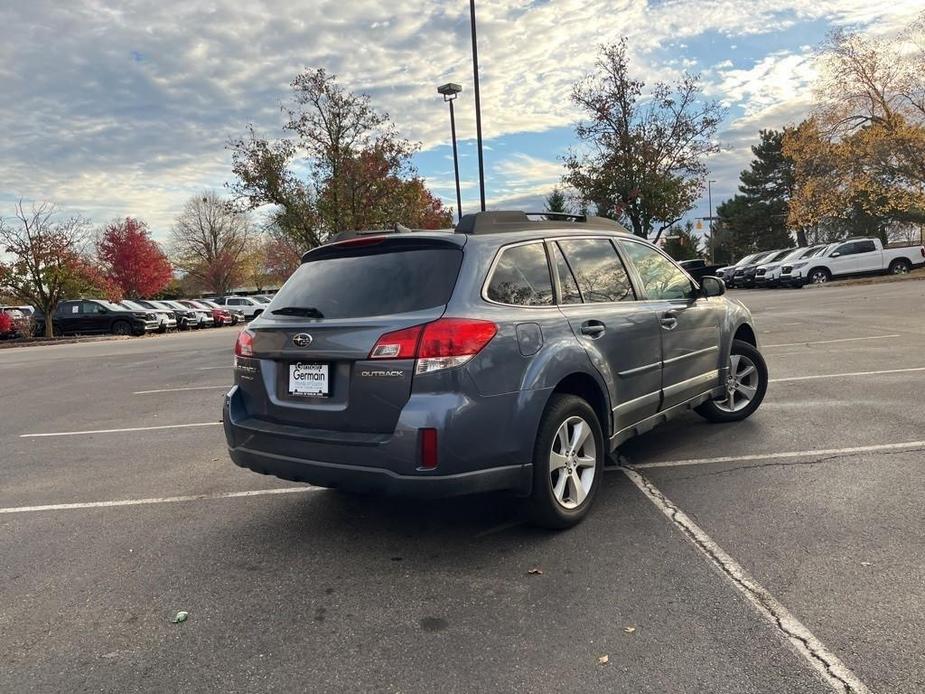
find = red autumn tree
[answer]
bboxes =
[97,217,173,299]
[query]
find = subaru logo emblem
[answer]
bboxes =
[292,333,313,348]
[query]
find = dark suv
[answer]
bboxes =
[34,299,157,336]
[224,212,768,528]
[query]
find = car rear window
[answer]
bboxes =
[271,246,463,319]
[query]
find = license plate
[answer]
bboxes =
[288,363,329,397]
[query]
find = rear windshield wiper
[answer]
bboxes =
[271,306,324,318]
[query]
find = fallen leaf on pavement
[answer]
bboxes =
[171,611,189,624]
[598,655,609,665]
[624,626,636,634]
[527,568,543,575]
[860,562,872,567]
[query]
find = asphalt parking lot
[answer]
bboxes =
[2,281,923,693]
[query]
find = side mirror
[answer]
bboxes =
[830,252,840,258]
[701,276,726,297]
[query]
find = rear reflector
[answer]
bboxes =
[235,329,254,357]
[419,428,438,470]
[368,318,497,374]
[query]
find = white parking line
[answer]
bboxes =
[763,334,899,348]
[771,366,925,383]
[134,385,229,394]
[0,487,320,514]
[622,467,870,693]
[198,366,231,371]
[20,422,222,438]
[632,441,925,470]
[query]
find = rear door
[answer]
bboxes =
[240,237,465,434]
[56,301,82,334]
[552,238,662,431]
[619,239,723,410]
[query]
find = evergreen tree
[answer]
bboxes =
[545,188,568,214]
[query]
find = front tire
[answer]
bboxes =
[807,267,830,285]
[528,394,604,529]
[696,340,768,423]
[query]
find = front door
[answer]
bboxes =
[851,239,880,273]
[827,241,861,276]
[619,240,723,409]
[552,238,663,432]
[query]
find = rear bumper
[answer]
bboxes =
[228,445,529,498]
[222,385,537,498]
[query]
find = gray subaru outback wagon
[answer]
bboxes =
[224,211,767,528]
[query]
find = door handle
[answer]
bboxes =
[580,320,606,338]
[660,311,678,331]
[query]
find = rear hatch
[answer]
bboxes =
[237,235,465,434]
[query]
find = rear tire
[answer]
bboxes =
[528,394,604,530]
[889,259,911,275]
[696,340,768,423]
[112,320,131,336]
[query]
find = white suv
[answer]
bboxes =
[218,296,265,320]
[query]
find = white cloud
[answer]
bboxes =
[0,0,921,235]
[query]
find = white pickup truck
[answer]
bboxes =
[779,238,925,287]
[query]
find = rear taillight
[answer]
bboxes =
[368,318,497,374]
[920,246,924,258]
[235,329,254,357]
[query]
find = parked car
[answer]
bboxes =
[215,295,266,320]
[178,299,229,327]
[200,299,244,325]
[732,249,792,288]
[160,300,213,328]
[780,237,925,287]
[119,299,177,332]
[33,299,157,336]
[716,252,769,288]
[678,259,723,283]
[252,294,274,303]
[224,210,767,529]
[135,300,197,330]
[754,246,826,288]
[0,307,26,339]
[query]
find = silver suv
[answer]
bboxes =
[223,211,768,528]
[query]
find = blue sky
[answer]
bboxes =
[0,0,921,241]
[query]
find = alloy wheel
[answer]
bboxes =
[716,353,760,413]
[549,416,597,510]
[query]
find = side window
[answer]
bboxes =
[59,302,79,314]
[834,242,857,256]
[557,238,634,303]
[80,301,103,314]
[486,242,554,306]
[550,243,582,304]
[855,240,876,253]
[620,241,696,301]
[229,298,241,306]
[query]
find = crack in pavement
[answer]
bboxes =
[621,467,870,694]
[652,447,925,482]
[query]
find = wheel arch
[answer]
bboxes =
[546,371,612,440]
[733,323,757,347]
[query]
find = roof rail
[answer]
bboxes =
[454,210,627,235]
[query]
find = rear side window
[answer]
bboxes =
[273,246,463,319]
[486,243,553,306]
[557,238,634,303]
[855,240,876,253]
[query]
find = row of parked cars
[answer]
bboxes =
[1,295,276,338]
[716,237,925,288]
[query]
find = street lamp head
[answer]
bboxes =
[437,82,462,101]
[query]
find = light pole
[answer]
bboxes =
[437,83,464,222]
[707,179,717,263]
[469,0,486,211]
